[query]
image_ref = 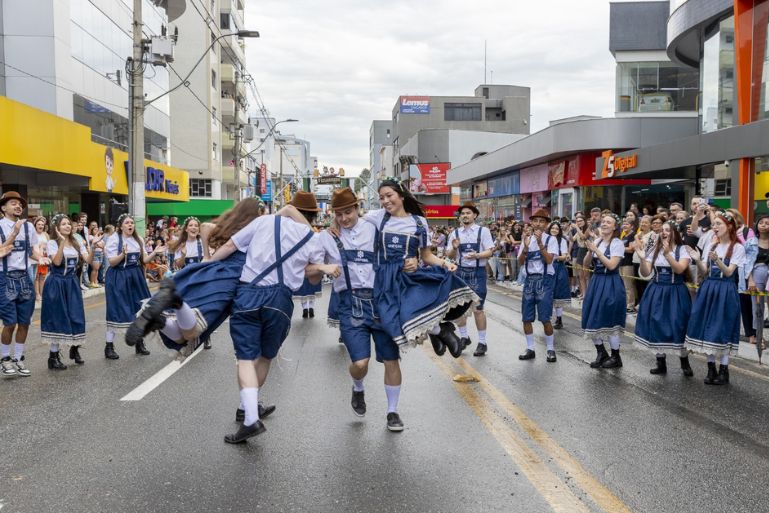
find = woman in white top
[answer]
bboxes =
[168,217,203,270]
[32,216,49,301]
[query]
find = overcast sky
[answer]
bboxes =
[245,0,622,176]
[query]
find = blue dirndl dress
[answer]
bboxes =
[105,238,151,334]
[634,247,691,352]
[685,255,741,357]
[550,236,571,308]
[294,277,322,300]
[159,251,247,351]
[581,242,626,337]
[41,250,86,347]
[374,213,476,346]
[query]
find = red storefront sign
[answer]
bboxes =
[259,163,267,194]
[548,152,650,188]
[410,163,451,194]
[423,205,459,219]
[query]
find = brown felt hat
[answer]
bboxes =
[458,202,479,216]
[0,191,27,210]
[331,187,360,210]
[290,191,321,212]
[530,208,551,222]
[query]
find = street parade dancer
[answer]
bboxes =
[205,191,338,444]
[362,180,476,358]
[104,213,166,359]
[581,213,627,369]
[685,211,744,385]
[633,220,694,376]
[445,202,495,356]
[294,233,322,319]
[316,188,406,430]
[169,216,204,270]
[41,214,100,369]
[0,191,41,377]
[547,220,571,330]
[517,209,560,363]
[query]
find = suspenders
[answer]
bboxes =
[378,212,425,261]
[454,226,483,269]
[0,222,29,274]
[250,216,314,285]
[331,234,353,292]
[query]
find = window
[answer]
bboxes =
[211,69,217,89]
[615,62,699,113]
[190,179,213,198]
[220,13,230,30]
[444,103,482,121]
[701,16,735,132]
[714,179,731,196]
[212,107,217,126]
[212,142,218,161]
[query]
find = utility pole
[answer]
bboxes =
[129,0,147,235]
[233,70,242,197]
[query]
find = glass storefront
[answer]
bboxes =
[701,15,735,132]
[759,4,769,120]
[616,62,699,113]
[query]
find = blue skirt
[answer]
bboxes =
[552,261,571,308]
[634,281,691,352]
[685,278,740,357]
[581,273,626,337]
[374,262,477,346]
[105,265,150,331]
[294,278,322,300]
[41,272,86,347]
[327,288,340,328]
[159,251,246,351]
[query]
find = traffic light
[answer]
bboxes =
[284,182,291,204]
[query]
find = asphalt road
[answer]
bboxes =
[2,285,769,513]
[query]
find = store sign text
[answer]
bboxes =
[145,166,180,195]
[600,150,638,178]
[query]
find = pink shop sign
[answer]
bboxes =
[520,163,550,194]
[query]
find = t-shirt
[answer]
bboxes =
[517,233,560,275]
[174,239,203,261]
[318,220,377,292]
[363,209,429,248]
[47,240,89,263]
[104,234,143,258]
[0,218,38,271]
[621,232,635,267]
[591,238,625,260]
[232,215,324,291]
[644,247,691,267]
[682,215,712,248]
[703,240,746,268]
[446,224,495,268]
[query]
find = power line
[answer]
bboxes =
[167,63,232,135]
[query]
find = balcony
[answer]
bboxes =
[220,63,235,85]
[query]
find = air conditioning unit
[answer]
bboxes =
[242,124,255,142]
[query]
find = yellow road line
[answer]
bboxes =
[453,357,634,513]
[428,350,592,513]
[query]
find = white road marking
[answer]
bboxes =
[120,345,204,401]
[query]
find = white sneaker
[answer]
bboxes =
[1,357,17,376]
[13,357,31,376]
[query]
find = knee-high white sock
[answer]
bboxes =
[50,342,60,352]
[240,387,259,426]
[679,348,689,358]
[352,379,364,392]
[105,328,115,343]
[656,352,665,358]
[555,307,563,317]
[608,335,620,350]
[525,333,535,350]
[720,355,729,366]
[14,342,24,360]
[385,384,400,413]
[545,335,554,351]
[301,300,308,309]
[176,302,197,331]
[308,299,315,308]
[592,337,603,347]
[458,325,468,338]
[478,330,487,344]
[428,325,441,335]
[161,318,183,341]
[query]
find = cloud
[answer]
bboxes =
[244,0,617,175]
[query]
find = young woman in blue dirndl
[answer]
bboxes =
[547,221,571,330]
[41,214,99,369]
[581,214,627,369]
[363,180,476,358]
[685,212,744,385]
[104,214,166,360]
[633,221,694,376]
[169,217,204,270]
[126,199,263,358]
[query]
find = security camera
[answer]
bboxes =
[724,160,729,167]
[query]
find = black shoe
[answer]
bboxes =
[518,349,535,360]
[546,350,557,363]
[235,403,276,422]
[135,340,151,356]
[125,278,179,346]
[650,355,667,375]
[429,334,446,356]
[553,317,563,330]
[302,309,309,319]
[680,356,694,377]
[309,308,315,318]
[460,336,472,348]
[104,343,119,360]
[224,420,266,444]
[704,362,718,385]
[438,322,464,358]
[48,351,67,370]
[589,344,609,368]
[386,412,404,432]
[203,338,212,350]
[601,349,623,368]
[351,389,366,417]
[713,364,729,385]
[764,318,769,329]
[69,345,84,364]
[473,343,487,357]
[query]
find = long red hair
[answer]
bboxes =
[715,212,738,261]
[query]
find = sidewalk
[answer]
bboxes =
[488,281,767,365]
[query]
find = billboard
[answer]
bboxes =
[423,205,460,219]
[259,163,267,194]
[261,180,273,202]
[400,96,430,114]
[409,163,450,194]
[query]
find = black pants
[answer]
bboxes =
[633,263,648,303]
[740,280,755,338]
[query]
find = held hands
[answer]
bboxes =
[321,264,341,279]
[443,260,457,272]
[402,257,418,273]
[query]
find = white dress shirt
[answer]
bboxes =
[0,218,38,271]
[318,220,377,292]
[446,224,495,268]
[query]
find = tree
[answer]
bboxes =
[354,168,370,193]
